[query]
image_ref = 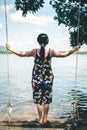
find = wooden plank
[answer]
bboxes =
[0,120,72,129]
[0,126,65,130]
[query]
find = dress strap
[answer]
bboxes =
[35,49,38,58]
[36,49,37,53]
[48,48,50,56]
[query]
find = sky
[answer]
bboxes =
[0,0,87,51]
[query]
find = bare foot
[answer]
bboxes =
[35,118,43,124]
[43,118,47,123]
[39,119,43,124]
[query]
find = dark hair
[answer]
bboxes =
[37,33,49,63]
[37,33,49,45]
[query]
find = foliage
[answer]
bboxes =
[15,0,87,47]
[15,0,44,16]
[50,0,87,47]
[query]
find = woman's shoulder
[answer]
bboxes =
[25,48,37,57]
[49,48,54,55]
[44,48,54,58]
[49,48,61,58]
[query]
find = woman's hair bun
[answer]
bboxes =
[37,33,49,46]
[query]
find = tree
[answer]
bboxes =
[50,0,87,47]
[15,0,87,47]
[15,0,45,15]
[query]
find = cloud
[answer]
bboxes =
[9,11,54,26]
[0,4,14,11]
[36,29,45,33]
[0,23,2,28]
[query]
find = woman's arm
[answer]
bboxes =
[51,45,80,58]
[6,43,35,57]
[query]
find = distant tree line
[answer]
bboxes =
[0,46,11,54]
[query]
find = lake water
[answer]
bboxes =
[0,54,87,123]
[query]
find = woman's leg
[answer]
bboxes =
[37,104,43,124]
[43,104,49,123]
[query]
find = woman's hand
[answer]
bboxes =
[6,43,11,50]
[74,45,81,51]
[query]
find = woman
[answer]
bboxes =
[6,33,80,124]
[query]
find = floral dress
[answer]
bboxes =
[32,49,54,105]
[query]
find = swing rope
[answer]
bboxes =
[4,0,12,120]
[72,0,81,126]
